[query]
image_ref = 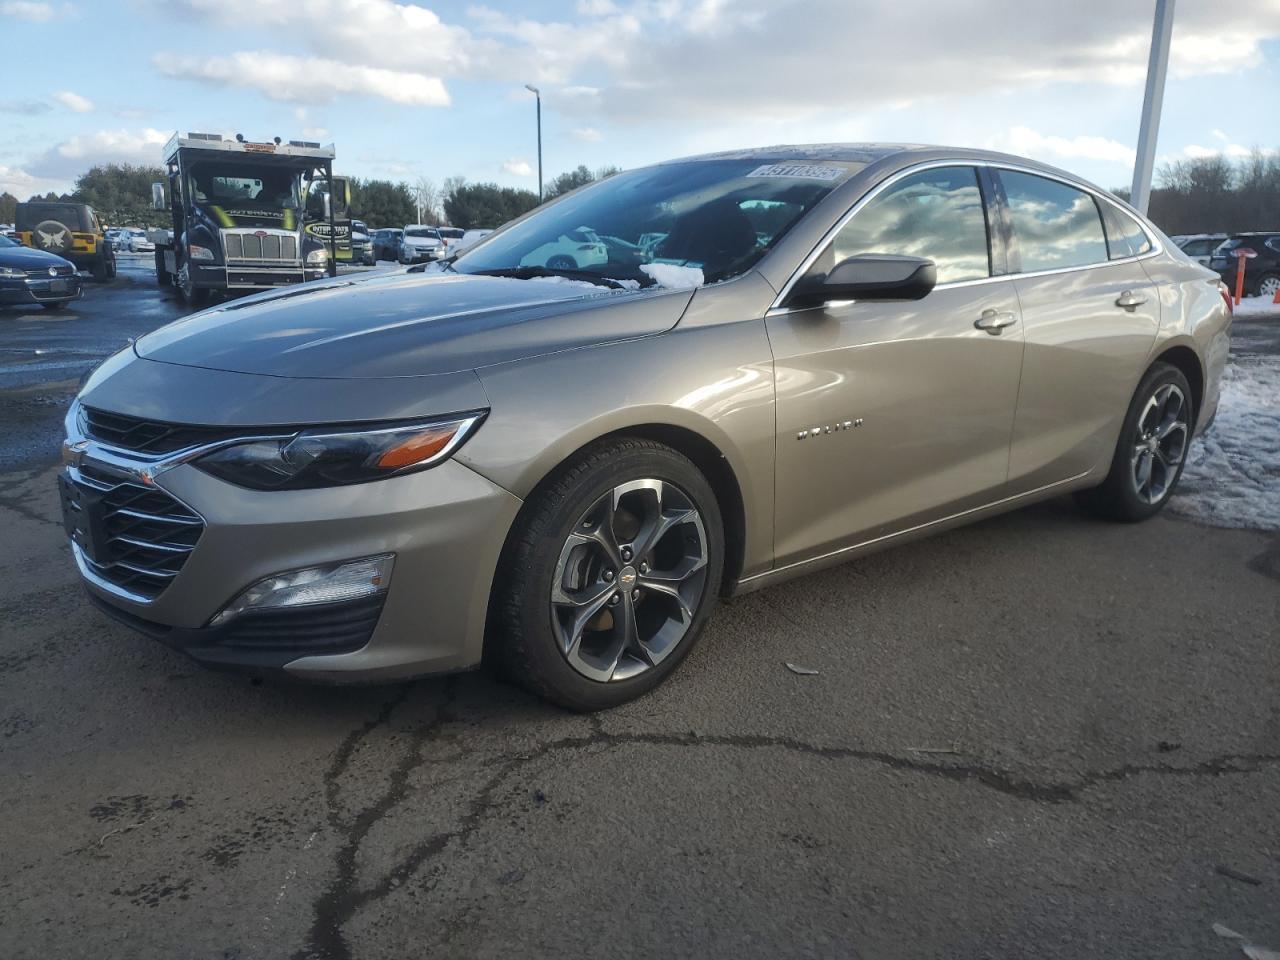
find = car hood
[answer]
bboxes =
[0,246,73,269]
[134,270,694,379]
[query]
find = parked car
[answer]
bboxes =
[104,228,127,251]
[0,234,82,310]
[438,226,464,248]
[58,143,1229,710]
[1170,233,1227,267]
[351,219,374,266]
[399,225,445,264]
[519,226,608,270]
[127,229,155,253]
[453,229,493,255]
[1208,233,1280,299]
[14,201,114,281]
[371,228,403,262]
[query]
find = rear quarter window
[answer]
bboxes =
[998,170,1109,272]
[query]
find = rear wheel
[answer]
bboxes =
[1254,272,1280,300]
[90,258,110,282]
[1075,362,1193,522]
[493,439,724,711]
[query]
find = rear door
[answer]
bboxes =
[767,165,1025,566]
[996,169,1161,492]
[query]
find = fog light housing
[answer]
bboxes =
[209,554,393,627]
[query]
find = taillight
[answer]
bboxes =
[1218,281,1233,315]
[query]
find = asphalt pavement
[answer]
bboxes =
[1,255,1277,959]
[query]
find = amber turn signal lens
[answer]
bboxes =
[375,425,460,469]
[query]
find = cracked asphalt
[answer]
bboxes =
[1,257,1278,959]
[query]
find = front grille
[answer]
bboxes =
[82,406,241,455]
[70,462,204,600]
[25,265,76,278]
[224,230,298,262]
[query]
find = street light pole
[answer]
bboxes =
[1131,0,1175,215]
[525,84,543,202]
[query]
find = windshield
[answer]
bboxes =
[454,159,854,287]
[189,164,301,214]
[406,228,440,239]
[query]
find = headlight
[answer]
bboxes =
[189,244,215,261]
[0,266,23,277]
[194,413,485,490]
[306,247,328,264]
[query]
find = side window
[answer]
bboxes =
[999,170,1109,272]
[1100,203,1153,260]
[830,166,990,284]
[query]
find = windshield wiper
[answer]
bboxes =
[468,266,637,289]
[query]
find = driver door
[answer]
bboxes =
[766,165,1024,567]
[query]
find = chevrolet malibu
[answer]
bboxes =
[60,144,1231,710]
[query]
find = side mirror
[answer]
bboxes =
[151,182,166,210]
[785,254,937,309]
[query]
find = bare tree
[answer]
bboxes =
[411,176,440,225]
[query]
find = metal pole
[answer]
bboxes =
[535,92,543,203]
[326,162,337,278]
[1131,0,1175,214]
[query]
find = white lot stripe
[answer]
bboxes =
[1171,352,1280,531]
[262,829,319,932]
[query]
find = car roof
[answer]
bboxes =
[666,142,1118,193]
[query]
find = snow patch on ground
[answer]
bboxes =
[1169,357,1280,530]
[1233,295,1280,318]
[640,263,704,289]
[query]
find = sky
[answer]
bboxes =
[2,0,1279,202]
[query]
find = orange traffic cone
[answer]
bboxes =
[1273,286,1280,305]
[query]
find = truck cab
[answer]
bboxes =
[151,133,341,307]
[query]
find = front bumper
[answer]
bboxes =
[191,263,328,291]
[66,455,523,680]
[401,247,441,263]
[0,275,83,305]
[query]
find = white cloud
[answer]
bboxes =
[28,128,170,179]
[571,127,602,143]
[302,126,329,140]
[502,158,533,176]
[152,51,450,106]
[986,126,1135,169]
[1182,142,1272,160]
[1,1,54,21]
[53,90,93,113]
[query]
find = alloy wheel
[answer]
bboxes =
[1259,275,1280,299]
[1130,383,1189,504]
[551,479,709,682]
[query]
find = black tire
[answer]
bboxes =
[1075,362,1193,522]
[40,301,67,311]
[155,249,170,288]
[1252,272,1280,300]
[178,267,209,309]
[493,438,724,711]
[105,253,116,279]
[90,258,110,283]
[546,254,577,270]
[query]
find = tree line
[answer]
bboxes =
[1142,150,1280,236]
[0,163,621,231]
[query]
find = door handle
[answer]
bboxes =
[975,309,1017,334]
[1115,290,1148,310]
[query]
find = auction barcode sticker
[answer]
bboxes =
[746,163,846,181]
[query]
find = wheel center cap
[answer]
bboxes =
[618,566,637,587]
[1147,438,1159,453]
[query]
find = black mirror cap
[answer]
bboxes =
[785,254,937,309]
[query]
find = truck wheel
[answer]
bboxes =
[178,266,209,309]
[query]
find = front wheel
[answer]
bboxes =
[493,439,724,711]
[178,266,209,309]
[1075,362,1193,522]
